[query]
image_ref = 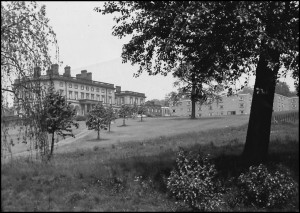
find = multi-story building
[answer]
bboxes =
[170,92,298,117]
[115,86,146,106]
[288,96,299,111]
[144,101,162,116]
[13,64,146,116]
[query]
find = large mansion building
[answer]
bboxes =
[13,64,146,116]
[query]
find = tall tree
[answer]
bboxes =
[137,104,147,122]
[118,104,132,126]
[105,104,116,132]
[41,87,78,158]
[1,1,58,159]
[86,104,107,140]
[97,1,299,165]
[275,81,292,97]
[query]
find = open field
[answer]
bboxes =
[2,115,250,158]
[1,115,299,211]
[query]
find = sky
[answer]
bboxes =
[39,1,296,100]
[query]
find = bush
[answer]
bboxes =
[166,148,224,211]
[75,115,87,121]
[237,164,298,209]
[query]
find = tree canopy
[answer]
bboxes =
[97,1,299,165]
[86,104,108,140]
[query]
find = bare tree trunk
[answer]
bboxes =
[123,117,126,126]
[50,131,55,157]
[242,49,279,166]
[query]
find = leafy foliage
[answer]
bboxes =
[41,87,78,157]
[118,104,132,126]
[166,148,224,211]
[237,164,298,209]
[104,105,116,132]
[86,104,107,139]
[137,104,147,122]
[1,1,58,159]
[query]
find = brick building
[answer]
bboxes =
[13,64,146,116]
[170,93,298,117]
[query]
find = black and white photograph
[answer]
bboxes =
[1,1,299,211]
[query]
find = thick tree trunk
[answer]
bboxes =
[242,49,280,165]
[50,132,55,156]
[191,75,196,119]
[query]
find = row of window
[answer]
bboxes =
[59,82,113,94]
[147,108,161,113]
[63,90,113,104]
[186,103,244,112]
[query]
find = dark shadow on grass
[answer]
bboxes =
[167,116,224,121]
[86,138,110,142]
[117,125,130,127]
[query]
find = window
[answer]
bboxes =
[59,82,63,87]
[140,98,143,104]
[130,97,133,104]
[209,112,213,116]
[59,89,64,95]
[135,98,138,104]
[240,110,244,114]
[220,112,223,115]
[108,89,112,94]
[69,83,72,88]
[86,93,89,99]
[239,96,244,101]
[173,109,176,113]
[69,91,73,99]
[101,89,105,93]
[220,105,224,109]
[239,103,244,108]
[188,108,191,112]
[75,84,78,89]
[187,101,191,105]
[96,87,99,92]
[102,95,105,103]
[109,96,112,104]
[198,107,201,111]
[86,86,89,91]
[97,95,100,101]
[75,92,78,100]
[91,94,94,100]
[81,92,84,99]
[91,87,94,91]
[209,105,213,110]
[81,85,84,90]
[198,113,202,117]
[121,97,124,104]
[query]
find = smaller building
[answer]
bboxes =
[114,86,146,107]
[288,96,299,111]
[161,106,171,116]
[145,101,162,116]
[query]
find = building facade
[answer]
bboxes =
[13,64,146,116]
[144,101,162,116]
[170,93,299,117]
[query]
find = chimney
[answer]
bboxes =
[76,74,81,79]
[81,70,87,78]
[116,86,121,93]
[87,72,92,80]
[64,66,71,77]
[33,66,41,78]
[51,64,59,75]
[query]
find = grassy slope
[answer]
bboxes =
[1,119,299,211]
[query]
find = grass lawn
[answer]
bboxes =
[2,115,250,158]
[1,116,298,211]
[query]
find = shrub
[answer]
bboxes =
[237,164,298,209]
[166,148,224,211]
[75,115,87,121]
